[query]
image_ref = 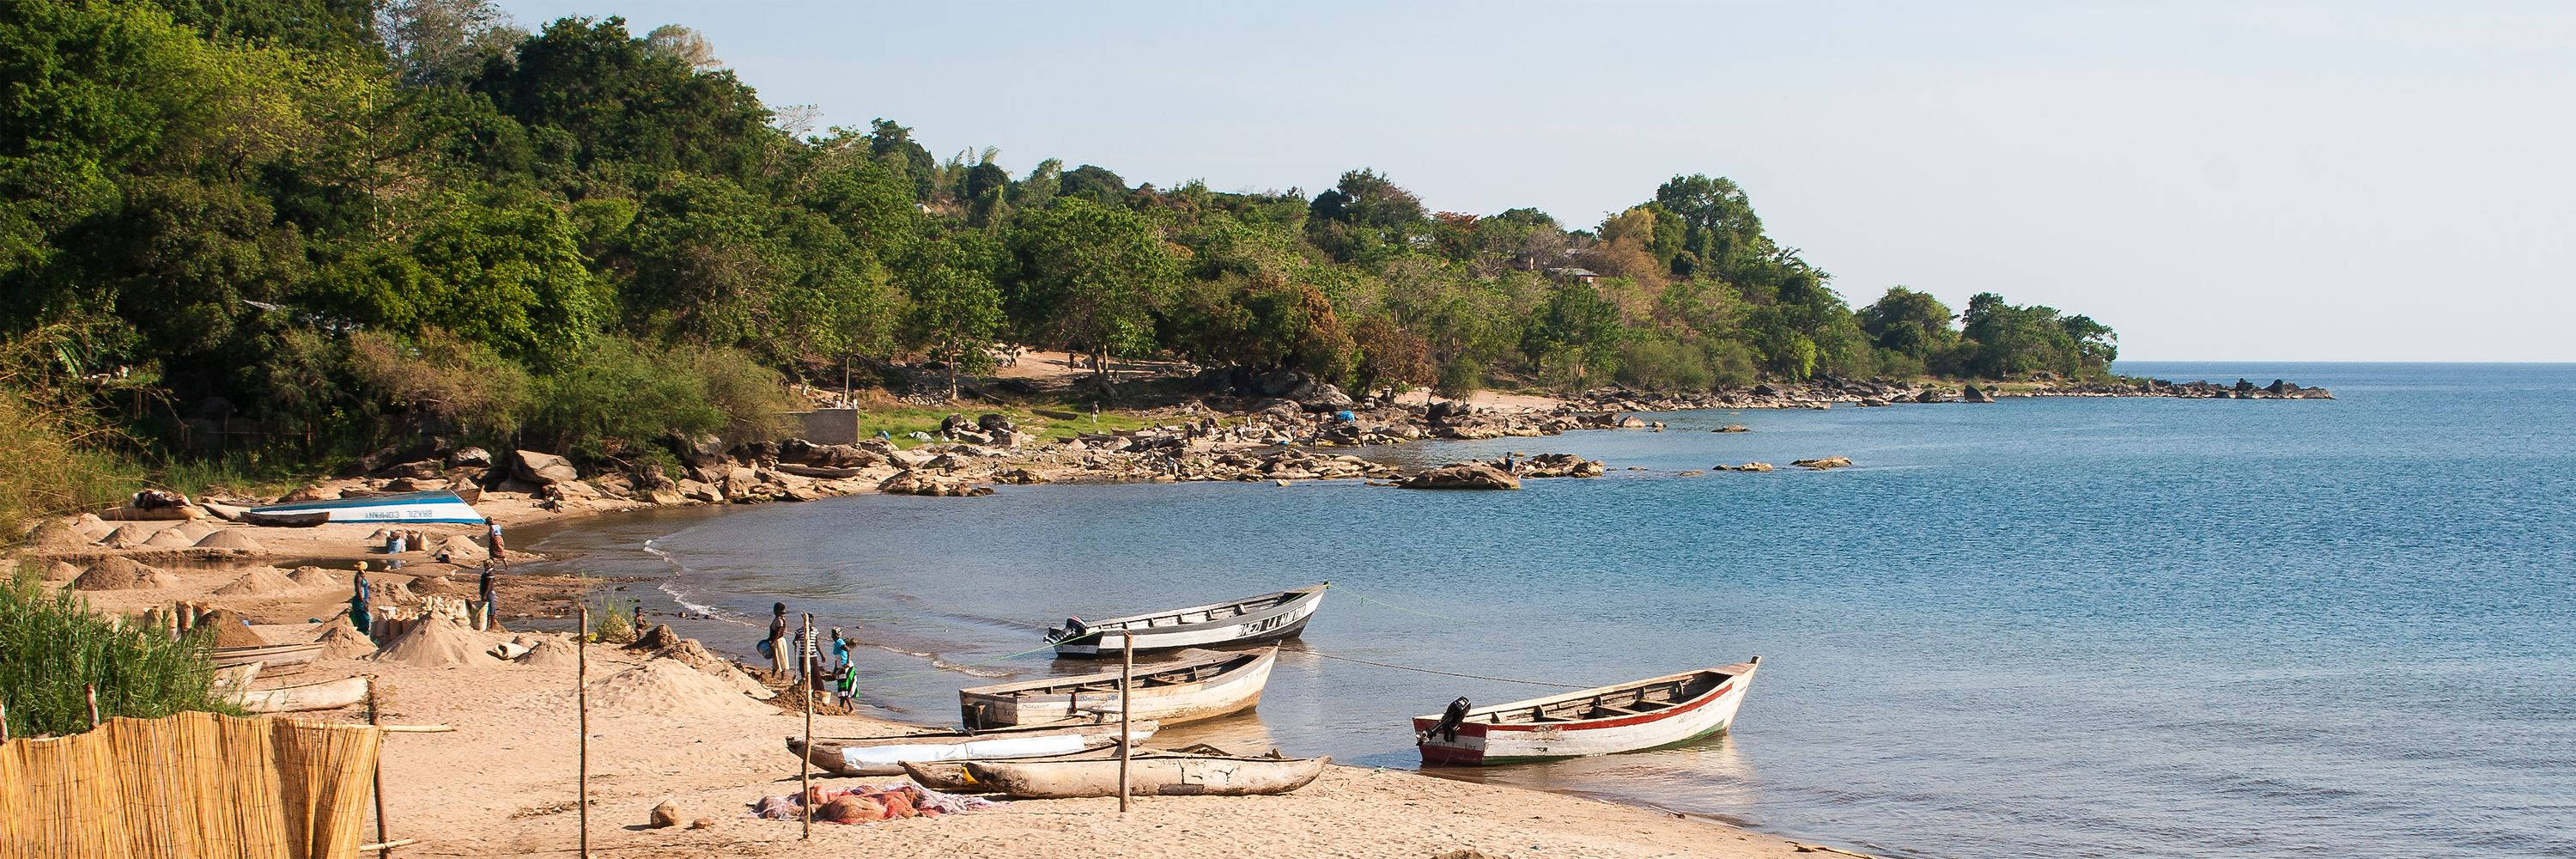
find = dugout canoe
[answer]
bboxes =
[786,719,1159,777]
[1048,583,1327,657]
[233,675,369,713]
[958,647,1275,729]
[213,642,323,676]
[961,753,1329,799]
[1413,656,1760,765]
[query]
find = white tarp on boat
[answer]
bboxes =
[247,490,488,524]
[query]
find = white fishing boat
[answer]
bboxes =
[1413,656,1760,765]
[1048,583,1327,658]
[961,752,1329,799]
[958,648,1275,729]
[243,490,486,526]
[785,719,1158,777]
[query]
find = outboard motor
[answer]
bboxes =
[1423,696,1473,742]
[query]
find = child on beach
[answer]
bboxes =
[835,661,857,710]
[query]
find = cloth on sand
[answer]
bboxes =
[750,783,998,824]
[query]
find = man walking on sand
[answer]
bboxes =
[474,562,498,631]
[486,521,507,568]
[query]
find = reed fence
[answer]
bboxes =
[0,710,380,859]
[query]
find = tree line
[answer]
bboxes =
[0,1,2119,471]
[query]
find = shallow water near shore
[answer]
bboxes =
[521,362,2576,859]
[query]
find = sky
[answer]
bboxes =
[491,1,2576,362]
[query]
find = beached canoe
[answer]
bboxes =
[1412,656,1760,765]
[958,648,1276,729]
[212,642,323,676]
[960,753,1330,799]
[234,675,369,713]
[211,661,261,698]
[244,490,487,526]
[901,743,1245,791]
[787,719,1158,777]
[1048,583,1327,657]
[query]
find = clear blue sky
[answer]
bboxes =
[494,1,2575,362]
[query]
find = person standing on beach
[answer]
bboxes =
[765,603,791,679]
[486,521,507,568]
[475,563,497,631]
[350,572,373,636]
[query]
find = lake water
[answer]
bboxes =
[521,362,2576,859]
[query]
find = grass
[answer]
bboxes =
[0,569,240,738]
[852,401,1157,448]
[154,451,313,501]
[587,595,638,644]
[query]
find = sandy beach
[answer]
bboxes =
[16,490,1820,859]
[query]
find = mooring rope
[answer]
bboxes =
[864,634,1081,683]
[1288,647,1585,689]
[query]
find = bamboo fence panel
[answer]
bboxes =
[0,712,380,859]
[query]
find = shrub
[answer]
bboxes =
[0,570,238,737]
[520,337,793,461]
[1614,337,1714,391]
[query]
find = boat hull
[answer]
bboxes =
[1413,661,1759,765]
[213,643,322,676]
[959,648,1274,729]
[1051,586,1326,658]
[961,754,1330,799]
[234,675,369,713]
[787,721,1157,777]
[245,490,486,525]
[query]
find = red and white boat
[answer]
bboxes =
[1411,656,1759,765]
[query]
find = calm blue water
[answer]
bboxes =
[525,362,2576,859]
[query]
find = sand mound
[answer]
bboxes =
[518,637,579,669]
[289,566,343,588]
[313,617,378,658]
[374,617,489,668]
[212,567,297,595]
[194,530,267,552]
[174,520,219,540]
[97,523,156,549]
[74,514,112,539]
[584,658,771,719]
[74,557,162,590]
[407,574,464,597]
[192,609,270,648]
[433,535,488,563]
[43,561,83,582]
[641,637,775,699]
[141,527,197,549]
[27,520,89,551]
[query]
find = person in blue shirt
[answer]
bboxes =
[829,627,851,672]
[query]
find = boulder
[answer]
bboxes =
[1516,454,1606,478]
[511,450,578,486]
[1961,384,1994,404]
[649,800,682,829]
[1289,381,1355,411]
[1396,463,1522,490]
[1791,456,1853,470]
[975,413,1016,433]
[1712,424,1750,433]
[1914,390,1946,404]
[447,447,493,469]
[1732,462,1774,472]
[877,470,994,497]
[664,433,727,467]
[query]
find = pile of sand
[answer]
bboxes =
[649,637,775,699]
[289,566,342,588]
[73,514,113,540]
[26,520,89,551]
[192,609,270,648]
[174,521,219,540]
[373,617,489,668]
[407,574,464,597]
[517,637,579,668]
[73,557,176,591]
[433,535,489,563]
[212,567,298,595]
[313,617,378,658]
[583,658,771,719]
[43,561,83,582]
[194,530,267,552]
[141,527,197,549]
[97,523,156,549]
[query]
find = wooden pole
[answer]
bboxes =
[1118,643,1133,813]
[577,606,589,859]
[799,613,814,839]
[368,678,392,858]
[85,685,99,728]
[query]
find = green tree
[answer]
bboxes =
[903,235,1004,400]
[1003,198,1179,381]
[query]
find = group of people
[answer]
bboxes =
[767,603,858,710]
[346,521,511,636]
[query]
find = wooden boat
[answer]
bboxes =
[958,648,1276,729]
[1413,656,1761,765]
[961,753,1329,799]
[1048,583,1327,657]
[244,490,486,526]
[902,742,1241,791]
[233,675,369,713]
[211,662,261,698]
[786,719,1158,777]
[212,642,323,676]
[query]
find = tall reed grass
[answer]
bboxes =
[0,570,240,738]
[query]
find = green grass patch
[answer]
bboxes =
[1,570,240,738]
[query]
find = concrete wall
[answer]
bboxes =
[792,409,860,444]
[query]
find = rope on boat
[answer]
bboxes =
[1289,647,1585,689]
[1327,584,1467,622]
[865,634,1081,683]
